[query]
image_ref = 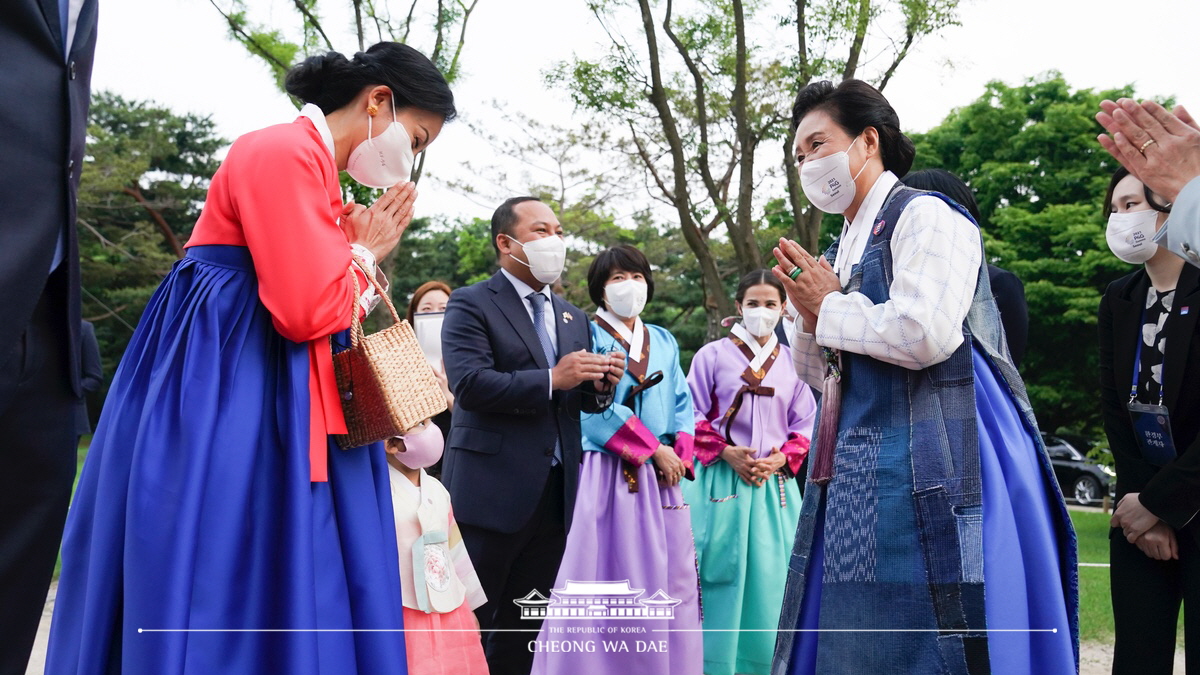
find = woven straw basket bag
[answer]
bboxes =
[333,258,447,450]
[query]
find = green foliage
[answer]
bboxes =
[550,0,965,335]
[909,73,1162,435]
[210,0,477,99]
[77,92,225,410]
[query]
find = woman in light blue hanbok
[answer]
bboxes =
[531,245,701,675]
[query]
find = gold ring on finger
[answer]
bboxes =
[1140,138,1156,153]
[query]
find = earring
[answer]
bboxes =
[367,104,379,116]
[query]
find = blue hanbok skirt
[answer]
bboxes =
[46,246,408,675]
[789,345,1075,674]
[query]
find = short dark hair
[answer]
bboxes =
[490,196,543,255]
[1103,166,1172,218]
[587,245,655,310]
[901,168,981,224]
[791,79,915,177]
[285,42,457,120]
[735,269,784,304]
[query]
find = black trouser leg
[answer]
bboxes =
[1111,529,1182,675]
[459,465,566,675]
[0,282,78,675]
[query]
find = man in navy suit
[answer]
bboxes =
[0,1,97,672]
[442,196,623,675]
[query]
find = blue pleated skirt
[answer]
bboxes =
[788,346,1075,674]
[46,246,408,675]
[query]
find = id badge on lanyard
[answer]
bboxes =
[1127,310,1178,467]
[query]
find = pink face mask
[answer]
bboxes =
[392,421,444,469]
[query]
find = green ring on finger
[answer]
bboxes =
[788,266,803,280]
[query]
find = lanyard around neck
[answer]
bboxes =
[1130,306,1166,406]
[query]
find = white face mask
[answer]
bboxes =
[741,306,781,338]
[800,136,867,215]
[1106,209,1160,264]
[506,234,567,284]
[346,96,415,189]
[604,279,648,319]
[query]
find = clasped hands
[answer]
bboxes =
[722,445,787,487]
[1111,493,1178,561]
[340,182,418,260]
[552,350,625,393]
[771,238,842,332]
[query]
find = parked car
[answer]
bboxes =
[1041,433,1116,506]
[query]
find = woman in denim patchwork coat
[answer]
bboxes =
[770,78,1078,675]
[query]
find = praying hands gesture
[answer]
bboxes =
[341,182,418,260]
[771,237,842,332]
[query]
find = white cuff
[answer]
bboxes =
[349,244,383,315]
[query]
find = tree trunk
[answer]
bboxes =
[123,186,184,258]
[636,0,734,335]
[728,0,761,274]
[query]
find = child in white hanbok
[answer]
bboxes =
[386,420,489,675]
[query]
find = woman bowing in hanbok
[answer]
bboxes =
[531,244,702,675]
[46,43,455,675]
[683,270,817,675]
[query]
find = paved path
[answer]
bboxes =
[24,581,54,675]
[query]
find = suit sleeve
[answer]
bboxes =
[442,289,553,415]
[1158,176,1200,267]
[579,317,615,414]
[227,132,359,343]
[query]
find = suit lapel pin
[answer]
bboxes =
[562,312,573,323]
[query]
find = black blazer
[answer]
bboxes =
[0,0,98,395]
[1099,263,1200,534]
[440,271,609,534]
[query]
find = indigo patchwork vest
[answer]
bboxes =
[772,185,1079,674]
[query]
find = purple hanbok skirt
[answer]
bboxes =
[531,452,702,674]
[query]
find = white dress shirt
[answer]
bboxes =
[500,267,558,398]
[64,0,85,54]
[791,171,982,387]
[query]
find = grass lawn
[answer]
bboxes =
[1072,510,1115,644]
[1071,508,1184,646]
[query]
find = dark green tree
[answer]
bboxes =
[908,73,1164,436]
[77,92,225,406]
